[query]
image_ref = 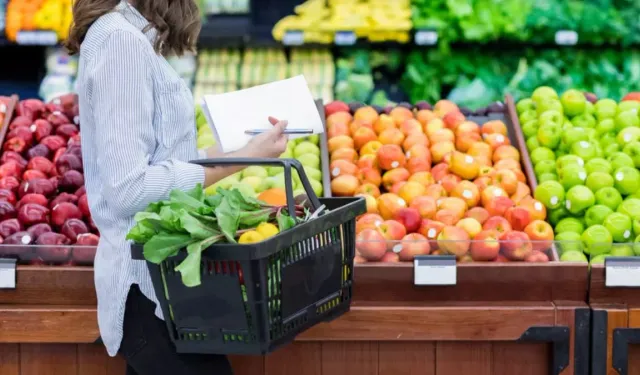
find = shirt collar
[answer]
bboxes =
[115,1,158,45]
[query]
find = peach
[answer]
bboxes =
[425,184,447,200]
[373,114,396,135]
[492,145,520,163]
[518,197,547,222]
[484,133,511,151]
[524,220,554,252]
[440,174,462,194]
[416,109,436,126]
[481,185,508,207]
[479,166,495,177]
[455,132,482,152]
[409,171,435,187]
[396,233,430,261]
[493,159,521,171]
[451,180,480,208]
[356,229,387,261]
[403,133,429,151]
[511,182,531,204]
[398,181,427,205]
[433,100,459,117]
[481,120,508,136]
[389,181,407,195]
[431,163,449,182]
[465,207,490,225]
[425,118,445,137]
[331,174,360,197]
[349,119,374,136]
[355,183,381,198]
[429,128,455,144]
[443,110,465,130]
[354,254,367,264]
[381,252,400,263]
[360,140,383,156]
[357,154,378,170]
[470,230,501,261]
[389,107,414,125]
[430,141,455,163]
[524,251,550,263]
[352,127,378,151]
[406,156,431,175]
[437,225,471,257]
[327,122,350,138]
[437,197,467,218]
[455,121,481,136]
[467,142,492,158]
[501,231,533,261]
[358,168,382,187]
[354,106,379,124]
[328,135,355,153]
[326,112,353,129]
[331,148,358,163]
[400,118,423,136]
[394,207,422,233]
[483,216,512,236]
[356,213,384,234]
[474,176,492,192]
[418,219,446,249]
[435,209,459,226]
[449,151,480,180]
[330,159,358,178]
[357,194,379,214]
[410,196,437,219]
[377,193,407,220]
[382,168,410,191]
[379,128,405,146]
[513,169,527,183]
[504,206,532,232]
[456,217,482,238]
[377,220,407,249]
[485,196,515,217]
[405,144,430,160]
[377,144,406,170]
[491,169,518,195]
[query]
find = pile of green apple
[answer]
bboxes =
[196,105,216,150]
[517,87,640,264]
[203,136,325,198]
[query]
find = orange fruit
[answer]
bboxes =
[258,188,287,206]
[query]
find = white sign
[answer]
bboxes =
[0,259,17,289]
[555,30,578,46]
[283,31,304,46]
[415,30,438,46]
[605,257,640,287]
[414,255,456,286]
[16,30,58,46]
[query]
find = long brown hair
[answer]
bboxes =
[65,0,201,56]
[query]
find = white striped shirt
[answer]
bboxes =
[76,1,205,356]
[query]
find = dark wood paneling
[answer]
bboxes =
[321,342,378,375]
[77,344,126,375]
[589,266,640,307]
[0,267,97,305]
[0,344,20,375]
[436,342,492,375]
[492,342,549,375]
[19,344,77,375]
[0,306,98,343]
[378,342,435,375]
[264,342,322,375]
[629,345,640,375]
[229,355,264,375]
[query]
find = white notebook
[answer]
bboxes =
[201,75,325,153]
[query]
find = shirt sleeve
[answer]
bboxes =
[90,31,205,218]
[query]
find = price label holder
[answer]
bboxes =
[0,258,17,289]
[555,30,578,46]
[415,29,438,46]
[283,30,305,46]
[414,255,456,286]
[605,257,640,288]
[334,31,357,46]
[16,30,58,46]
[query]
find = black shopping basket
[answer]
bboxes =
[131,158,366,355]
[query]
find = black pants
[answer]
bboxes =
[120,284,234,375]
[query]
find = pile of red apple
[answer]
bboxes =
[0,94,99,265]
[324,100,554,263]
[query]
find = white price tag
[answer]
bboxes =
[555,30,578,46]
[605,257,640,287]
[283,30,304,46]
[334,31,357,46]
[414,255,456,286]
[16,30,58,46]
[415,30,438,46]
[0,259,17,289]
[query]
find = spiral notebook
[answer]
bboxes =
[200,75,325,153]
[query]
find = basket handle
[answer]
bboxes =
[190,157,322,220]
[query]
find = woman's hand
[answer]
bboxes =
[244,117,289,159]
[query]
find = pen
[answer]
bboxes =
[244,129,314,135]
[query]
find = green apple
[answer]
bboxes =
[309,179,323,196]
[267,174,288,190]
[305,134,320,145]
[559,165,587,190]
[563,120,574,130]
[585,204,614,227]
[519,110,538,125]
[610,245,635,257]
[617,198,640,219]
[617,127,640,147]
[534,160,557,177]
[581,225,613,256]
[240,176,264,193]
[585,172,614,193]
[613,167,640,195]
[622,141,640,167]
[242,166,268,179]
[303,166,322,181]
[537,98,564,116]
[565,185,595,214]
[537,123,562,148]
[556,231,583,254]
[530,147,556,165]
[633,217,640,237]
[571,113,597,128]
[267,166,283,176]
[571,140,597,162]
[561,251,588,262]
[590,254,610,265]
[516,98,536,114]
[297,153,320,169]
[532,86,559,103]
[538,109,564,128]
[293,141,320,158]
[538,173,558,182]
[617,100,640,113]
[230,182,256,197]
[585,127,598,140]
[595,187,623,211]
[604,143,621,158]
[585,158,612,174]
[526,136,540,151]
[555,217,584,234]
[280,149,293,159]
[600,132,618,147]
[561,127,588,147]
[556,155,584,170]
[595,119,616,136]
[293,188,306,197]
[603,213,633,242]
[615,110,640,132]
[585,101,594,115]
[196,134,216,149]
[608,152,635,171]
[594,99,618,121]
[561,89,587,116]
[634,235,640,256]
[548,206,570,226]
[534,180,565,210]
[522,120,539,139]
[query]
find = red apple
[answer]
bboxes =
[501,231,533,261]
[394,207,422,233]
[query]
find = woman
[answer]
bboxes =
[65,1,288,374]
